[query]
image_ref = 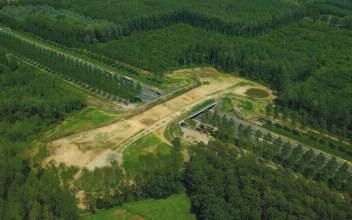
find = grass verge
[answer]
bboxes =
[264,123,352,162]
[164,123,183,142]
[43,107,117,140]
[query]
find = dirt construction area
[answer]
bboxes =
[46,68,273,169]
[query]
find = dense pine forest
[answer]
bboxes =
[182,20,352,137]
[0,5,120,45]
[0,49,84,219]
[0,0,352,219]
[200,110,352,197]
[185,143,352,220]
[2,0,349,137]
[16,0,306,37]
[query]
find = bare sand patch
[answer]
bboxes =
[182,127,210,144]
[46,143,120,170]
[86,150,121,171]
[46,143,93,167]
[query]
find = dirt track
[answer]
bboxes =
[47,68,266,169]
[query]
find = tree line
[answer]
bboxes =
[0,31,142,102]
[1,28,149,80]
[199,110,352,197]
[266,103,352,155]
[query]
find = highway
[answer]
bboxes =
[195,111,352,172]
[0,25,161,101]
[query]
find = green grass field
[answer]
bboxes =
[239,100,254,112]
[81,193,196,220]
[189,99,216,115]
[43,107,117,140]
[164,123,183,142]
[123,134,177,178]
[215,93,272,122]
[217,97,234,112]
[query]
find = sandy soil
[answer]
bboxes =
[182,127,210,144]
[47,68,258,169]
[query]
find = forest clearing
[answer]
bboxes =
[46,68,272,169]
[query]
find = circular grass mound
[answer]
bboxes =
[245,88,269,98]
